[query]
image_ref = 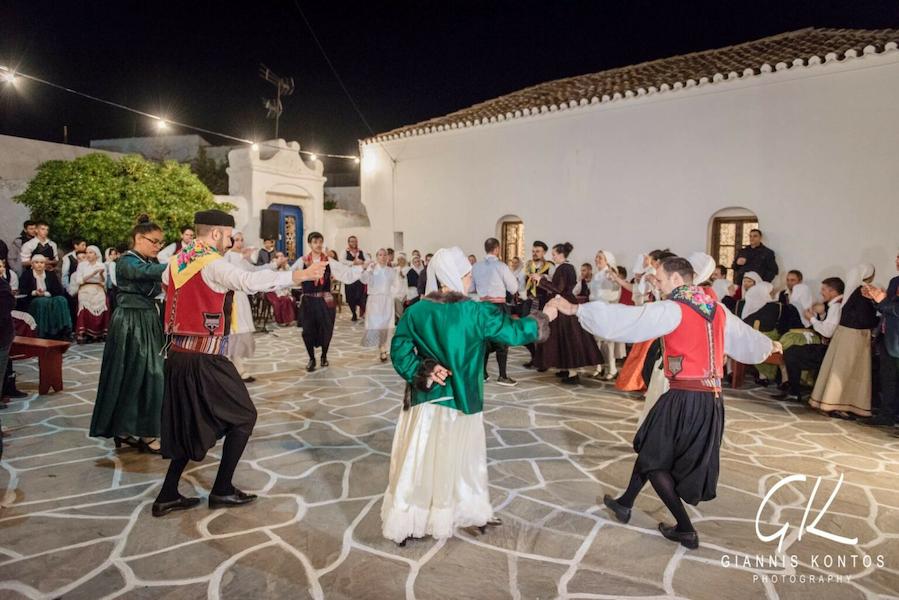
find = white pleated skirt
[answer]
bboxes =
[381,402,493,543]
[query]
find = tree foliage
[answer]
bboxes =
[15,153,232,249]
[190,146,229,195]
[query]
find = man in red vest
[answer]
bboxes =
[152,209,325,517]
[550,255,780,549]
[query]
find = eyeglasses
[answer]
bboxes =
[140,235,165,247]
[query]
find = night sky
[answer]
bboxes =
[2,1,898,172]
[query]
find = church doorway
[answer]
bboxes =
[709,208,758,280]
[498,216,524,263]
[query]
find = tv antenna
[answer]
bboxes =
[259,64,295,138]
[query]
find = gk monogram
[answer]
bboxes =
[755,473,859,553]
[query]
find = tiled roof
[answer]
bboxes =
[364,27,899,144]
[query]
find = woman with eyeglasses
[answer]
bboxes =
[90,215,168,453]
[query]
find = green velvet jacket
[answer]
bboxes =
[115,251,166,310]
[391,292,548,414]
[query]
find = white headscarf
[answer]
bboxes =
[687,252,715,285]
[425,247,472,294]
[632,253,648,276]
[84,245,104,265]
[741,281,774,319]
[742,271,762,290]
[843,263,875,300]
[789,282,814,327]
[597,250,617,272]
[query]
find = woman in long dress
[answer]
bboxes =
[809,264,878,418]
[533,242,602,384]
[361,249,405,362]
[382,247,552,544]
[90,216,167,453]
[69,245,110,343]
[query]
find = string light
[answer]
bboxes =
[4,65,361,163]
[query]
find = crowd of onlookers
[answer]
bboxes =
[1,222,897,435]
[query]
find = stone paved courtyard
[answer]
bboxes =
[1,312,898,600]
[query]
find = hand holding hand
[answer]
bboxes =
[551,295,579,316]
[771,341,784,355]
[542,304,559,322]
[429,364,452,386]
[294,262,326,283]
[862,284,886,303]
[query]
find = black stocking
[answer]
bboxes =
[303,337,316,361]
[616,463,646,508]
[212,430,251,496]
[648,470,694,532]
[321,342,329,361]
[156,457,189,503]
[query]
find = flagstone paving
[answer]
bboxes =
[1,313,898,599]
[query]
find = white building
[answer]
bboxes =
[359,28,899,287]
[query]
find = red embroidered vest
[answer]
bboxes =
[662,302,726,390]
[163,256,234,355]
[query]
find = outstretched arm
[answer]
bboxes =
[568,298,681,343]
[723,304,777,363]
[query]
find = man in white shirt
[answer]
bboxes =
[775,277,845,402]
[18,222,59,271]
[472,237,520,386]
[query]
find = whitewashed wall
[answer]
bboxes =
[0,135,123,246]
[361,51,899,291]
[227,140,326,248]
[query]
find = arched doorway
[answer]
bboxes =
[709,207,758,279]
[268,203,304,261]
[497,215,524,263]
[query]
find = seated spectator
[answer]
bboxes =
[774,277,845,402]
[810,265,878,418]
[255,238,276,266]
[265,252,297,326]
[863,251,899,428]
[69,246,110,343]
[732,228,779,284]
[17,255,72,339]
[733,271,762,315]
[19,222,59,271]
[710,264,732,304]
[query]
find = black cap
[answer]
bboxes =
[194,209,235,227]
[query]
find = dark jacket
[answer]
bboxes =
[877,275,899,358]
[733,243,778,283]
[0,277,14,349]
[18,269,66,309]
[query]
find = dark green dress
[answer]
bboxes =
[90,251,166,438]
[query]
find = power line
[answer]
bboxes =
[0,64,360,162]
[291,0,396,163]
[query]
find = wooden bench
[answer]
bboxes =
[10,336,71,395]
[730,353,784,389]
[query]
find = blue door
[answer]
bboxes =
[269,204,303,262]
